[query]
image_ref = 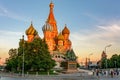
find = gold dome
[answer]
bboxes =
[58,32,64,40]
[25,22,38,35]
[62,24,70,34]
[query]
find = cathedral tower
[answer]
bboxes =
[57,32,64,52]
[47,2,58,38]
[42,22,55,51]
[42,2,72,52]
[25,22,38,42]
[62,24,71,51]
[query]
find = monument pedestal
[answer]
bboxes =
[62,61,78,73]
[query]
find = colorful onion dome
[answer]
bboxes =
[62,24,70,34]
[25,22,38,35]
[58,32,64,40]
[42,22,53,32]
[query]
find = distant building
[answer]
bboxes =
[101,51,107,59]
[88,61,98,69]
[97,51,107,68]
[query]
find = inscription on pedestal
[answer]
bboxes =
[67,61,77,70]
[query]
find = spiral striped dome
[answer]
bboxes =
[25,23,38,35]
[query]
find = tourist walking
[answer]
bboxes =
[110,69,114,78]
[96,69,99,78]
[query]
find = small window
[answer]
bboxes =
[58,56,60,58]
[55,55,57,58]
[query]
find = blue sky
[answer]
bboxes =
[0,0,120,63]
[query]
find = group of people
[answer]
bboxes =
[92,68,119,78]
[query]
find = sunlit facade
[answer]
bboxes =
[25,2,72,65]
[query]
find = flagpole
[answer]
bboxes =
[104,44,112,69]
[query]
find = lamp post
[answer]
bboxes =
[88,53,93,69]
[89,53,93,63]
[104,44,112,69]
[104,44,112,53]
[22,35,24,77]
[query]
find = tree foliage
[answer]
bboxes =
[65,49,77,61]
[101,54,120,68]
[5,48,18,71]
[5,38,55,72]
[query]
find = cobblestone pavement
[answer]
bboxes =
[97,76,120,80]
[0,72,97,80]
[1,73,120,80]
[1,69,120,80]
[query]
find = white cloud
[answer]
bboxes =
[71,23,120,46]
[98,24,120,38]
[99,24,120,31]
[0,7,8,15]
[0,30,22,48]
[0,6,28,22]
[70,23,120,60]
[0,30,35,61]
[0,30,23,60]
[0,30,22,36]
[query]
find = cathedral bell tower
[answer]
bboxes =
[42,22,55,51]
[62,24,71,51]
[47,2,58,38]
[25,22,38,42]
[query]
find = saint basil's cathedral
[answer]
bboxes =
[25,2,74,67]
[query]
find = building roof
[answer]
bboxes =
[42,22,53,32]
[57,32,64,40]
[47,2,56,24]
[62,24,70,34]
[25,22,38,35]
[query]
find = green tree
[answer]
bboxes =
[65,49,77,61]
[110,54,119,68]
[118,55,120,67]
[101,58,106,69]
[6,38,56,73]
[5,48,18,72]
[101,54,120,68]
